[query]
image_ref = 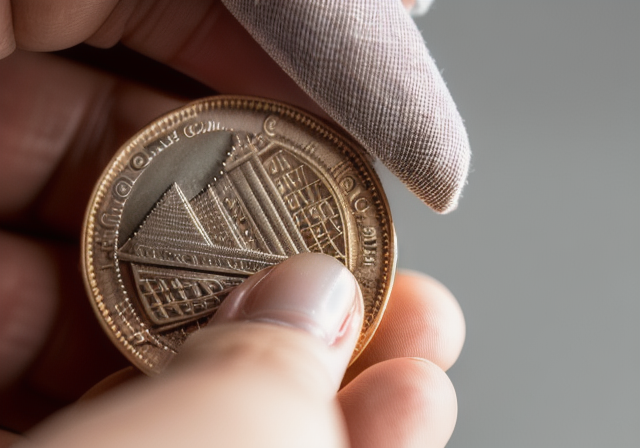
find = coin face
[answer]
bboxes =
[82,96,395,375]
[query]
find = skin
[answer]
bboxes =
[0,1,466,447]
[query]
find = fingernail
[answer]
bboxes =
[214,253,359,345]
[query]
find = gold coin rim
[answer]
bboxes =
[81,95,396,374]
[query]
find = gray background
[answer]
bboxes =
[379,1,639,446]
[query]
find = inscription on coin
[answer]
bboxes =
[83,97,396,374]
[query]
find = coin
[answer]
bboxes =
[82,96,396,375]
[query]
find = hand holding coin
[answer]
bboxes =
[0,2,466,447]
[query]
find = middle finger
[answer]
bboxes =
[0,50,184,236]
[344,271,466,385]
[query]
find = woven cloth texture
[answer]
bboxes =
[222,0,470,213]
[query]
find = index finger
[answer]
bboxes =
[6,0,321,115]
[5,0,470,213]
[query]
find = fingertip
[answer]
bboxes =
[0,0,15,59]
[392,271,467,370]
[340,358,457,448]
[214,253,360,349]
[0,40,15,60]
[187,253,364,392]
[344,271,465,384]
[12,0,118,52]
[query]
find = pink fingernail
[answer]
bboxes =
[215,253,358,345]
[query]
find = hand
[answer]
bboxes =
[0,1,466,447]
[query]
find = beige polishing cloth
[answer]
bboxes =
[221,0,470,213]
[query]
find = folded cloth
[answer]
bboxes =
[222,0,470,213]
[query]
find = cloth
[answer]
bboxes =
[221,0,470,213]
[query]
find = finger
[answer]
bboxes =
[6,0,321,117]
[0,231,57,389]
[0,50,183,234]
[10,0,119,52]
[210,253,364,389]
[339,358,457,448]
[0,0,14,59]
[344,271,465,384]
[401,0,416,9]
[0,230,127,432]
[78,367,141,401]
[23,253,362,448]
[90,0,324,116]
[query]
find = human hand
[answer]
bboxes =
[0,1,467,447]
[3,252,465,448]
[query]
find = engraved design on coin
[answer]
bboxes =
[83,97,395,375]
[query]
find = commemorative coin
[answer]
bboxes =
[82,96,396,374]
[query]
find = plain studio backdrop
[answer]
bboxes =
[378,1,639,447]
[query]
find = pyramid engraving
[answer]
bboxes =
[120,183,212,255]
[118,131,347,330]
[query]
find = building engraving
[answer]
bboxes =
[118,133,346,331]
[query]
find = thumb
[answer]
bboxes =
[21,253,363,448]
[205,251,364,390]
